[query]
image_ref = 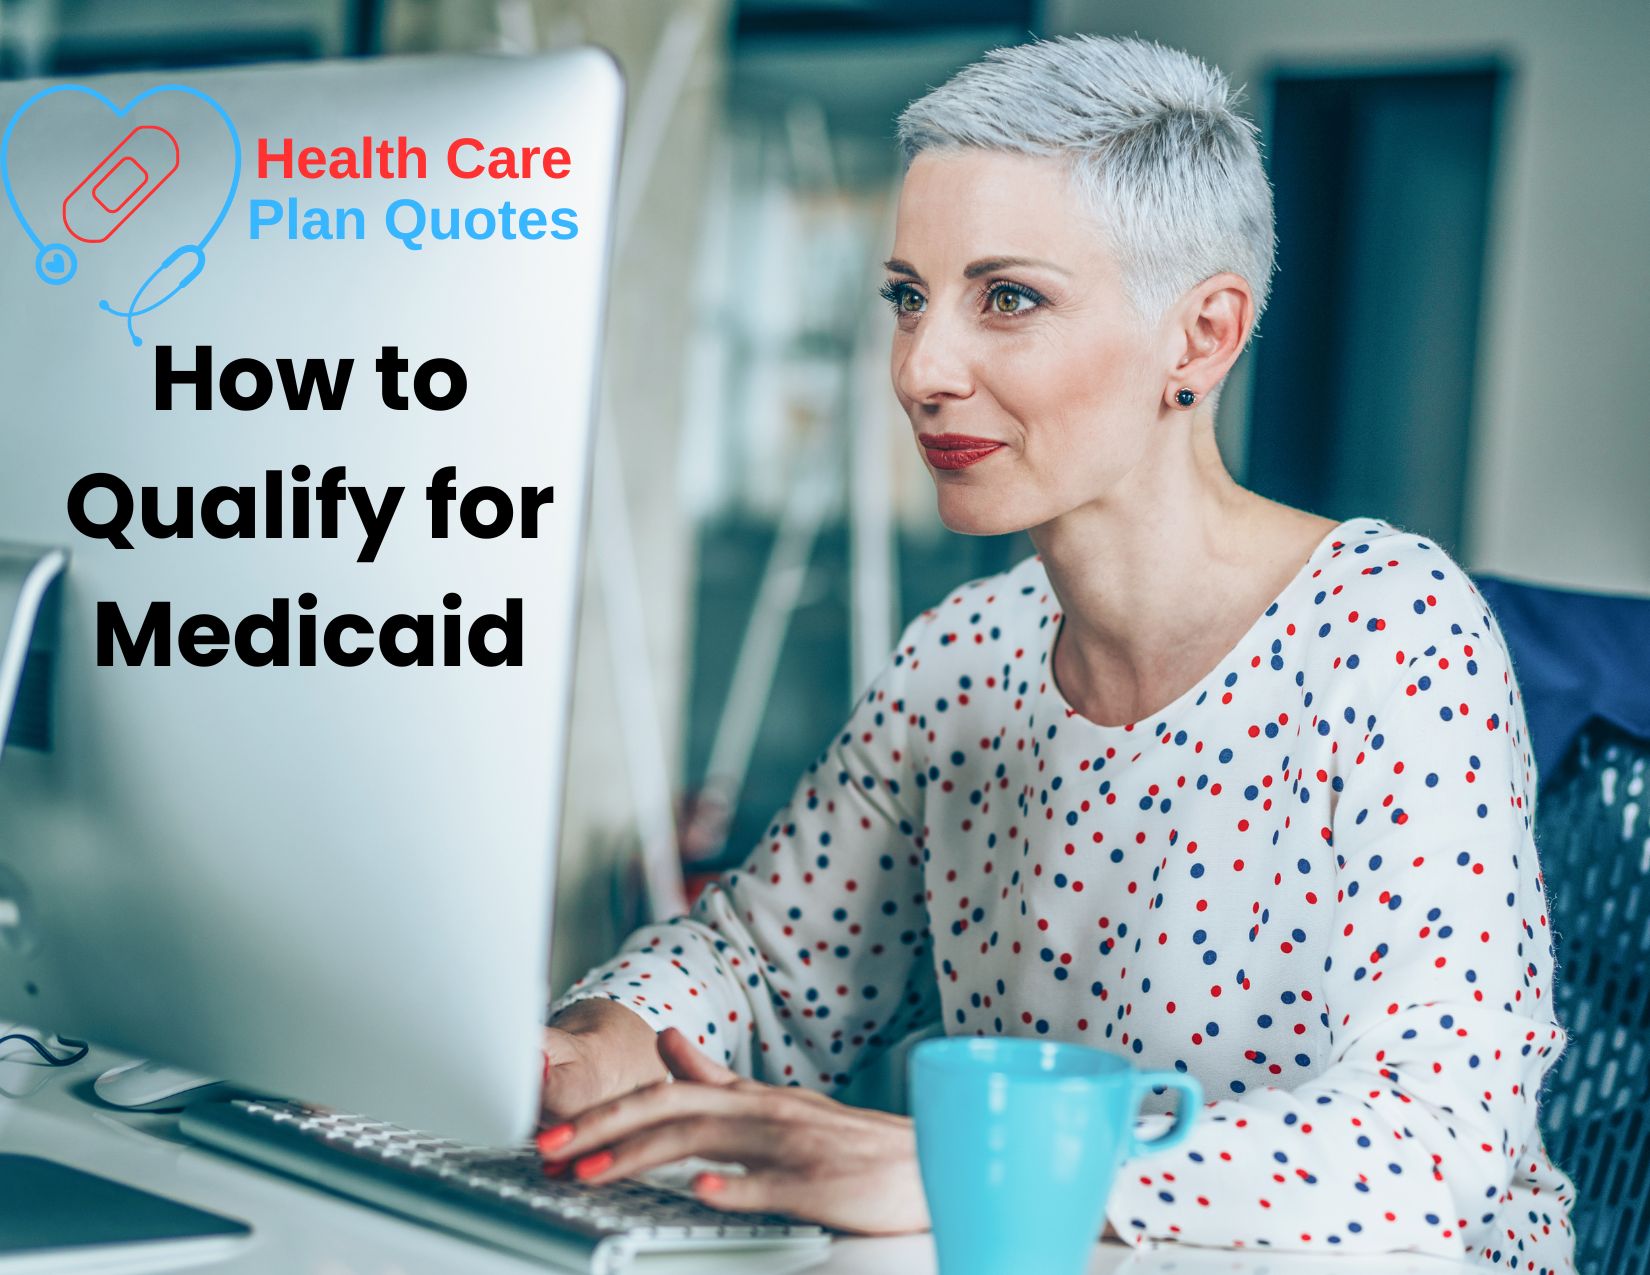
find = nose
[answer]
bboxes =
[893,308,973,407]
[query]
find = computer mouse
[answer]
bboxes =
[92,1059,229,1111]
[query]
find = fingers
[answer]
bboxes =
[538,1072,758,1162]
[537,1072,931,1235]
[568,1114,794,1186]
[657,1026,740,1086]
[696,1161,932,1237]
[691,1167,812,1215]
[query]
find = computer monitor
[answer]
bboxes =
[0,50,622,1146]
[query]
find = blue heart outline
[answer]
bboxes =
[1,83,242,346]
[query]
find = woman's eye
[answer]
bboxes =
[987,283,1042,315]
[879,280,925,316]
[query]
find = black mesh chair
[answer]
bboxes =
[1533,718,1650,1272]
[1473,572,1650,1272]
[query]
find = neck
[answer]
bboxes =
[1026,408,1273,718]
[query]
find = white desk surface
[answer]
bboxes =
[0,1040,1473,1275]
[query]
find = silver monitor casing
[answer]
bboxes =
[0,51,622,1145]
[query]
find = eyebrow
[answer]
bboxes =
[963,256,1071,279]
[881,256,1071,281]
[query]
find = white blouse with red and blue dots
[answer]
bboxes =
[553,515,1576,1271]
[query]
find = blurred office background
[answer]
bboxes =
[3,0,1644,991]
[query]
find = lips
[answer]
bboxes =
[917,433,1005,471]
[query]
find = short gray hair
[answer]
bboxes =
[896,35,1276,336]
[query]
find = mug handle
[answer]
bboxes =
[1124,1071,1204,1158]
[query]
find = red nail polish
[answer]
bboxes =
[694,1172,726,1195]
[536,1124,574,1154]
[574,1151,613,1180]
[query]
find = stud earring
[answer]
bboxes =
[1174,388,1196,408]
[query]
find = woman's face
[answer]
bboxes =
[885,149,1166,536]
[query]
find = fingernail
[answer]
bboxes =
[536,1124,574,1154]
[573,1151,613,1180]
[694,1172,726,1194]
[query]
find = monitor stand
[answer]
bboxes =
[3,547,247,1261]
[0,543,66,759]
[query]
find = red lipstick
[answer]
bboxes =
[917,433,1005,471]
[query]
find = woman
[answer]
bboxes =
[536,34,1575,1271]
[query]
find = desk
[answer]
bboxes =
[0,1042,1473,1275]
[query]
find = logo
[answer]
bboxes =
[1,84,241,346]
[63,124,182,244]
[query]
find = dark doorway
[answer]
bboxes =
[1246,65,1507,558]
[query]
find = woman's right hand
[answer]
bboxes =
[540,998,670,1122]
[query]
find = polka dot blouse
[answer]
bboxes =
[552,515,1576,1271]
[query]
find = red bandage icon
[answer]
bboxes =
[61,124,180,244]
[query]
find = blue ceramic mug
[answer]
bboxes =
[909,1037,1202,1275]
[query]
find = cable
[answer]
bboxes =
[0,1031,90,1067]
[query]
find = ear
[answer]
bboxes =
[1161,272,1254,411]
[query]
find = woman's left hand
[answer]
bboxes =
[535,1026,930,1236]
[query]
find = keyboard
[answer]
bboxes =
[178,1097,832,1274]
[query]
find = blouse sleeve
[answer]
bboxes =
[548,614,940,1090]
[1103,592,1568,1259]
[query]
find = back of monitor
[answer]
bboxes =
[0,50,622,1145]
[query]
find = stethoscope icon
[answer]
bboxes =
[0,84,240,346]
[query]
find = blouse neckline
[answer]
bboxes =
[1037,515,1388,737]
